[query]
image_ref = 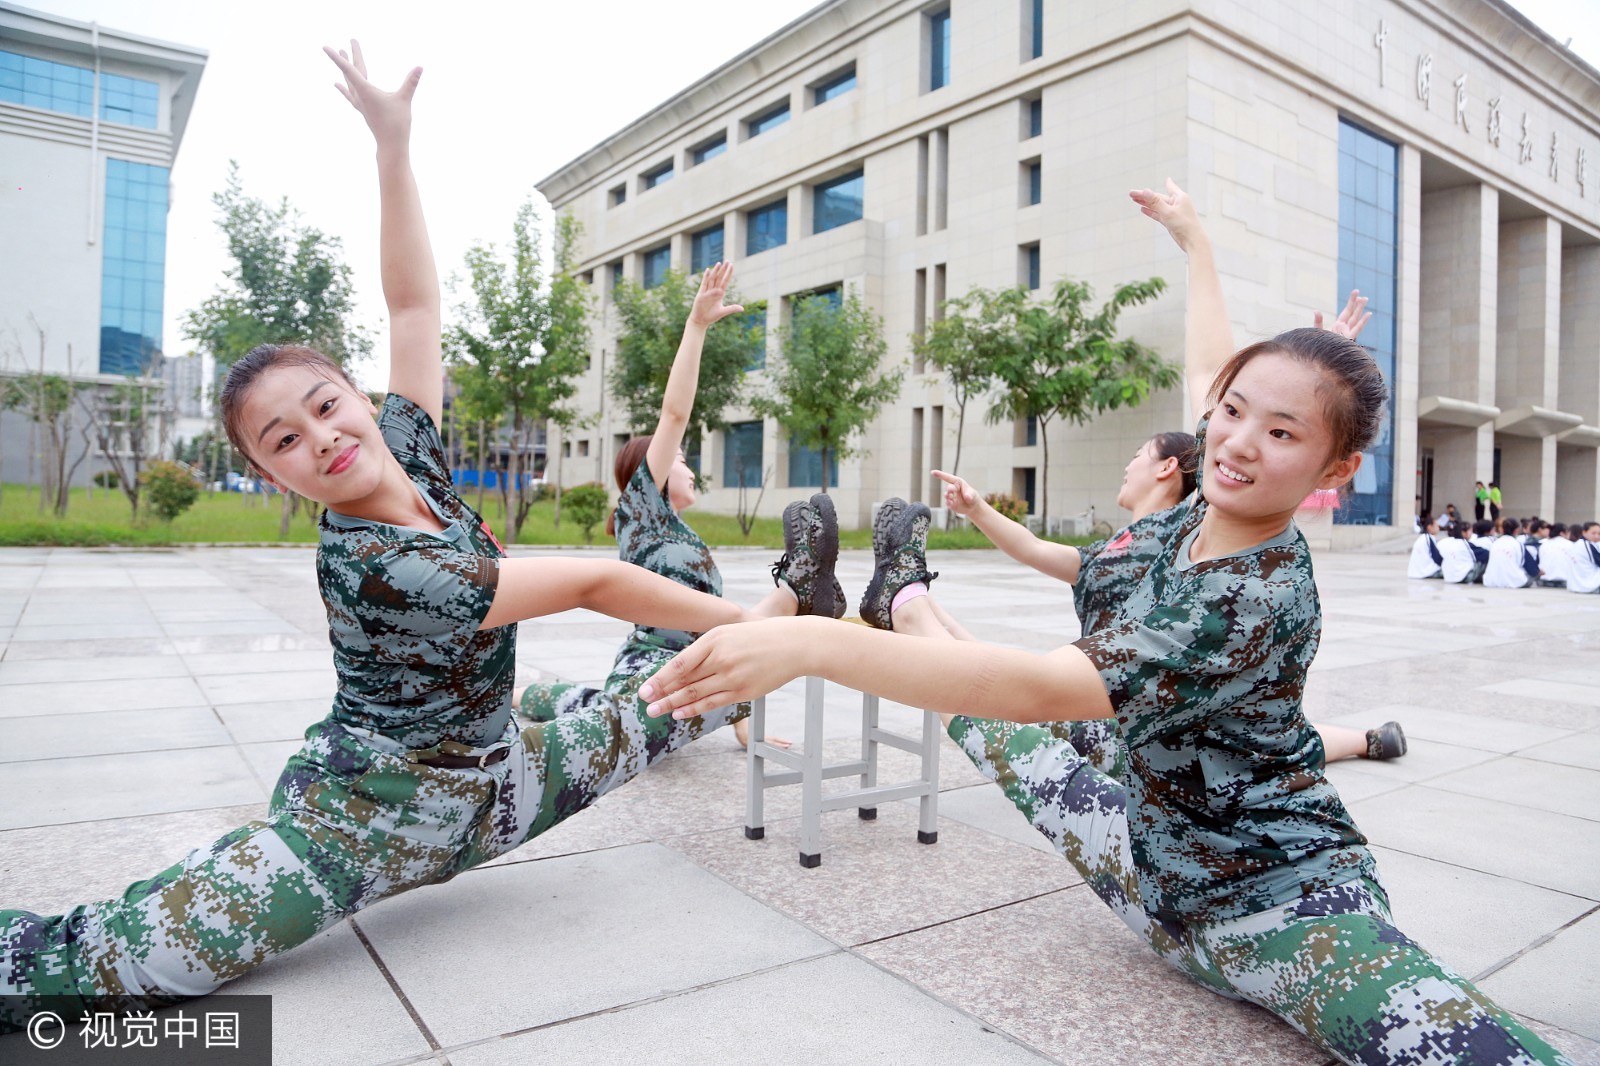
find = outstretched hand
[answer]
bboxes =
[1314,290,1372,341]
[932,469,980,518]
[640,618,811,721]
[1129,178,1203,251]
[324,40,420,147]
[687,261,745,329]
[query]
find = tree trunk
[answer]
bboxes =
[1038,416,1050,526]
[951,399,966,477]
[278,490,296,539]
[553,445,563,528]
[504,428,523,545]
[818,441,831,496]
[475,420,487,514]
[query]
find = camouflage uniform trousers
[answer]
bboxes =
[0,655,740,1034]
[948,716,1570,1066]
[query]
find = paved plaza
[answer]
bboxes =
[0,543,1597,1064]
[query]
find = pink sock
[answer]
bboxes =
[891,582,929,614]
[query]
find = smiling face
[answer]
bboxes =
[1203,351,1360,523]
[238,363,381,506]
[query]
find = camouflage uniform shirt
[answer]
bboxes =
[1075,415,1376,925]
[614,460,720,650]
[316,394,513,751]
[1073,504,1189,635]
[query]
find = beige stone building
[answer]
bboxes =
[537,0,1600,541]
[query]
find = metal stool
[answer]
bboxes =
[743,677,940,868]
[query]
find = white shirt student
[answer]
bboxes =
[1408,522,1443,579]
[1438,536,1477,583]
[1539,535,1575,586]
[1568,527,1600,594]
[1484,524,1532,588]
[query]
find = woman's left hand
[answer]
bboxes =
[1314,289,1372,340]
[641,617,812,720]
[687,261,745,329]
[324,40,419,146]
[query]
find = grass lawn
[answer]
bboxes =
[0,484,1093,551]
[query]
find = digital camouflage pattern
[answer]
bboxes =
[614,460,720,651]
[1072,503,1189,636]
[0,394,739,1032]
[948,718,1570,1066]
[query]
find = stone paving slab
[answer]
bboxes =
[0,545,1596,1064]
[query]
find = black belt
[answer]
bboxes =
[407,745,510,770]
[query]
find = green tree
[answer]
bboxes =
[986,277,1177,523]
[562,481,609,545]
[609,270,759,445]
[755,289,902,495]
[5,319,92,517]
[445,202,590,544]
[911,286,1016,476]
[141,460,201,522]
[181,162,372,538]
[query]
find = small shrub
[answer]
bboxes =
[141,461,201,523]
[92,470,120,489]
[984,491,1027,524]
[562,482,610,545]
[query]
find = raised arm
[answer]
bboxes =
[934,469,1081,583]
[638,615,1113,726]
[644,262,743,488]
[481,556,747,631]
[325,41,443,427]
[1129,179,1230,425]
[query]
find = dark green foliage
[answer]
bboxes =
[140,461,201,522]
[562,481,609,545]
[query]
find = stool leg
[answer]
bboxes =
[917,708,939,845]
[799,676,824,867]
[858,691,879,820]
[744,696,766,840]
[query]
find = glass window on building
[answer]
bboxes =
[1027,97,1042,138]
[1028,0,1044,60]
[1336,118,1398,526]
[724,421,764,489]
[691,223,724,273]
[641,160,673,191]
[746,100,791,138]
[100,158,169,375]
[788,442,840,489]
[1,50,91,117]
[610,260,624,292]
[813,169,864,234]
[691,133,727,166]
[609,183,627,207]
[813,65,857,106]
[928,8,951,91]
[1023,159,1041,206]
[736,302,768,371]
[1022,242,1041,290]
[792,285,843,313]
[100,72,158,128]
[642,244,671,289]
[1025,414,1038,446]
[746,199,788,255]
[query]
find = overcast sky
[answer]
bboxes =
[21,0,1600,389]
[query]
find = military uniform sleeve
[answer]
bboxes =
[353,541,500,662]
[377,393,453,497]
[1075,569,1290,748]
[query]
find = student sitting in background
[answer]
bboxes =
[1484,516,1533,588]
[1538,522,1572,587]
[1407,516,1443,579]
[1439,524,1483,584]
[1567,522,1600,595]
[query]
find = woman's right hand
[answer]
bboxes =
[687,261,745,329]
[641,617,816,721]
[1129,178,1203,252]
[932,469,981,517]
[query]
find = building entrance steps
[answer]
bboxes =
[743,677,941,868]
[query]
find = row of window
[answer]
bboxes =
[0,50,159,129]
[611,61,858,207]
[625,168,865,291]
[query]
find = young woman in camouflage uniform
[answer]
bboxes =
[639,184,1568,1064]
[0,44,793,1033]
[516,262,841,750]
